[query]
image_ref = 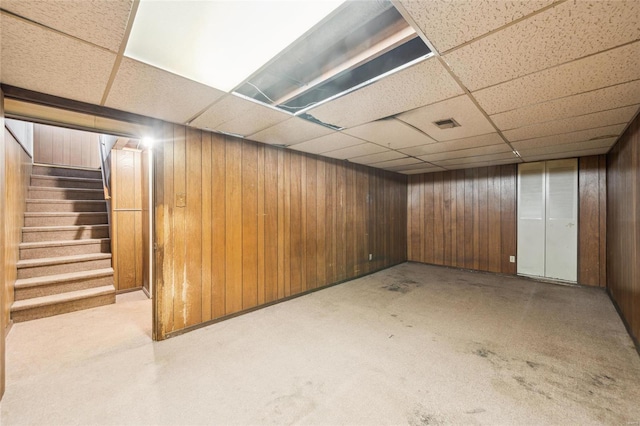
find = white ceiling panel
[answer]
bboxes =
[418,144,512,163]
[510,124,626,151]
[371,157,424,169]
[322,143,387,160]
[307,57,463,129]
[491,80,640,131]
[348,150,407,165]
[105,57,224,123]
[0,14,116,104]
[344,119,436,149]
[216,103,291,137]
[503,105,639,142]
[288,132,363,155]
[443,158,522,171]
[396,95,495,141]
[190,94,258,130]
[521,147,611,162]
[474,42,640,115]
[397,0,556,53]
[432,152,518,167]
[515,138,617,158]
[1,0,133,52]
[444,1,640,91]
[399,166,448,175]
[385,161,438,172]
[399,133,505,157]
[248,117,333,146]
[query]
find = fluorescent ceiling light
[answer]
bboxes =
[125,0,344,92]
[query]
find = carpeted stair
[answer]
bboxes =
[11,164,115,322]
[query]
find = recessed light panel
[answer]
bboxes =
[125,0,344,92]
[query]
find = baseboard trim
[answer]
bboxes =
[607,288,640,357]
[163,261,407,340]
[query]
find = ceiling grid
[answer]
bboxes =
[1,0,639,174]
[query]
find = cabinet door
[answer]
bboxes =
[517,162,546,277]
[545,159,578,282]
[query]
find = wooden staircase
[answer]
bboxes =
[11,164,115,322]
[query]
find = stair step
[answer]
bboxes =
[24,212,108,227]
[20,238,111,260]
[26,199,107,212]
[11,285,116,322]
[17,253,112,279]
[30,174,103,190]
[15,268,114,300]
[31,164,102,180]
[22,224,109,243]
[29,187,105,200]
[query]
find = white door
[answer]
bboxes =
[517,162,546,277]
[517,159,578,282]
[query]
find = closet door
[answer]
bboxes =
[517,162,546,277]
[545,159,578,281]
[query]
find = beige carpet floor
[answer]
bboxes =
[1,262,639,425]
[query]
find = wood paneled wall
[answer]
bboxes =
[578,155,607,287]
[1,88,6,400]
[110,149,143,292]
[33,123,100,168]
[407,166,517,274]
[153,124,407,338]
[607,112,640,345]
[141,149,151,295]
[3,128,31,326]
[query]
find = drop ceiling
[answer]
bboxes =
[1,0,639,174]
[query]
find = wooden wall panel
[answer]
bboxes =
[607,112,640,345]
[0,89,6,400]
[141,149,151,295]
[407,165,518,274]
[3,128,31,326]
[33,123,100,168]
[110,149,143,292]
[154,124,407,338]
[578,155,607,287]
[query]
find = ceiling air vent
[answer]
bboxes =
[433,118,460,129]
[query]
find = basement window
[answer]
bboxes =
[234,0,431,128]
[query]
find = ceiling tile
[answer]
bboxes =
[348,150,407,165]
[344,119,436,149]
[385,162,438,172]
[396,95,495,141]
[398,0,556,53]
[432,152,518,167]
[418,144,512,162]
[371,157,424,169]
[288,132,363,155]
[190,94,257,130]
[105,57,224,123]
[307,57,463,129]
[491,80,640,130]
[516,138,617,158]
[503,105,639,142]
[322,143,387,160]
[216,103,291,137]
[0,14,116,104]
[511,125,625,150]
[399,133,505,157]
[1,0,132,52]
[474,42,640,115]
[443,158,522,171]
[521,147,610,162]
[444,1,640,91]
[398,166,448,175]
[248,117,333,146]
